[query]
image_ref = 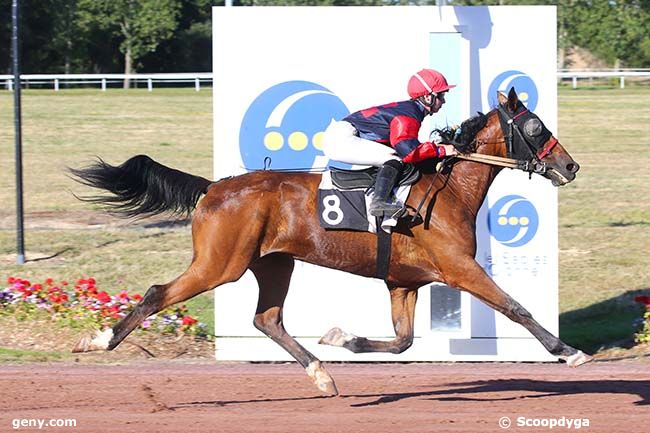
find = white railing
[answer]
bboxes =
[1,70,649,91]
[557,68,650,89]
[0,73,213,91]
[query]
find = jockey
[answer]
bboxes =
[322,68,458,217]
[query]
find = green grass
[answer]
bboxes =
[0,87,649,355]
[0,88,213,214]
[0,347,72,362]
[557,86,650,351]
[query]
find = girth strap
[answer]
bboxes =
[375,216,391,281]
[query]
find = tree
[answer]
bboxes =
[449,0,650,68]
[77,0,181,86]
[140,0,217,72]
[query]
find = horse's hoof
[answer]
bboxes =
[317,378,339,396]
[319,327,354,347]
[306,360,339,396]
[72,334,93,353]
[565,350,593,367]
[72,329,113,353]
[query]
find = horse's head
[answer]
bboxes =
[491,87,580,186]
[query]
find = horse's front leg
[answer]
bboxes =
[449,259,592,367]
[319,287,418,354]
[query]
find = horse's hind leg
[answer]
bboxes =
[250,253,338,396]
[319,287,418,354]
[72,256,247,353]
[73,217,255,353]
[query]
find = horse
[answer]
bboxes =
[70,88,590,396]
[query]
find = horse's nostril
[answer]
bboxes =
[566,162,580,173]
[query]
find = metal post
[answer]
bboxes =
[195,77,200,92]
[572,76,577,89]
[147,78,152,91]
[620,76,625,89]
[101,78,106,91]
[12,0,25,265]
[54,78,59,91]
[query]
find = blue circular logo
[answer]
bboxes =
[239,81,349,170]
[487,195,539,247]
[487,70,538,110]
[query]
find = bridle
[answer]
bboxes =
[413,106,561,223]
[454,106,558,176]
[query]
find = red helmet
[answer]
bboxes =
[407,69,456,99]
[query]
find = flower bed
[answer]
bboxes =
[634,295,650,344]
[1,277,210,339]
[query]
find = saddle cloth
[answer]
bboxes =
[317,171,411,234]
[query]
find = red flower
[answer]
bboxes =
[117,290,129,300]
[49,293,63,304]
[96,291,112,304]
[635,295,650,308]
[132,294,143,301]
[7,277,16,284]
[182,316,198,326]
[61,280,69,286]
[45,278,54,286]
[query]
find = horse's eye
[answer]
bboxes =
[524,118,543,137]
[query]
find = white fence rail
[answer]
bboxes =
[0,73,213,91]
[1,70,649,91]
[557,69,650,89]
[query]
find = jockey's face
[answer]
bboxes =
[424,92,447,114]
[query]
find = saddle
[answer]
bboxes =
[329,163,420,190]
[323,164,420,283]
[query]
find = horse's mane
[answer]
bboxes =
[434,112,489,154]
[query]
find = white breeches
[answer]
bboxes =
[322,120,400,167]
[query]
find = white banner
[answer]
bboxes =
[212,5,558,361]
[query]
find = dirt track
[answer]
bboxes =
[1,360,648,433]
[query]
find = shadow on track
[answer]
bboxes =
[348,379,650,407]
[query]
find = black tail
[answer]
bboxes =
[69,155,212,218]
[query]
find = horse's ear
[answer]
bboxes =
[507,87,519,111]
[497,91,507,106]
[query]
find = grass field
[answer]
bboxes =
[0,86,648,354]
[556,86,650,351]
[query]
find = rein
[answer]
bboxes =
[453,151,550,175]
[453,152,519,169]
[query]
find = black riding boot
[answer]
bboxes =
[369,160,404,217]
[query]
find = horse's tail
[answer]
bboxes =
[69,154,212,219]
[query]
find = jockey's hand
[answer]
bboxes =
[441,144,458,156]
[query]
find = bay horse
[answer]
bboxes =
[71,88,590,395]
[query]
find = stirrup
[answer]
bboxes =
[369,201,405,218]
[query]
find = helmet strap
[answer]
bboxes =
[419,93,437,115]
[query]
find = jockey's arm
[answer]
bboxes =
[389,116,457,164]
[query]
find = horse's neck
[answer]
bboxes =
[445,161,500,217]
[441,118,504,217]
